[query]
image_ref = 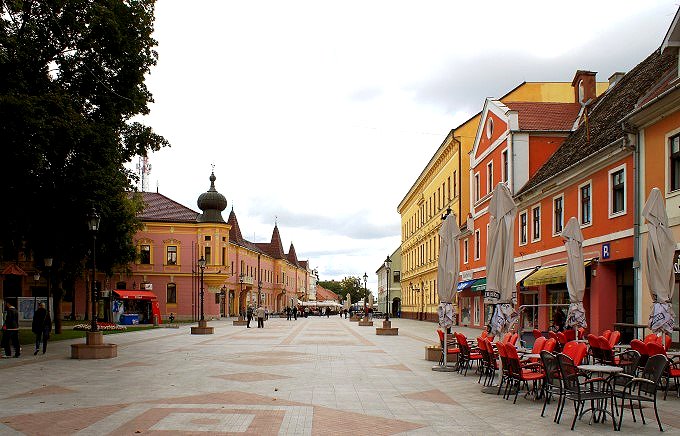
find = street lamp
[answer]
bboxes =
[33,272,40,311]
[44,257,52,323]
[363,272,368,311]
[198,256,206,321]
[87,209,100,332]
[384,255,392,322]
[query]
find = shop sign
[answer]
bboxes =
[461,270,473,281]
[674,252,680,275]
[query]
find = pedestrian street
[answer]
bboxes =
[0,316,679,435]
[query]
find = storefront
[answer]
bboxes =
[112,290,162,325]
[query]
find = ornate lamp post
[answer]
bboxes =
[87,209,100,332]
[363,272,368,311]
[198,256,206,321]
[33,272,40,311]
[384,255,391,322]
[44,257,52,322]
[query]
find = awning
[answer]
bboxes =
[522,260,594,287]
[457,279,477,291]
[515,268,539,285]
[113,290,158,300]
[470,278,487,292]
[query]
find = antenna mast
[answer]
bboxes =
[136,156,152,192]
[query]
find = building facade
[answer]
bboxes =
[377,246,401,317]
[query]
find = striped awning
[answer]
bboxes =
[457,279,477,291]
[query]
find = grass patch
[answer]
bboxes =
[17,325,159,345]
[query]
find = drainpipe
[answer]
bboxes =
[626,125,643,325]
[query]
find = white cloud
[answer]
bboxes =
[133,0,679,292]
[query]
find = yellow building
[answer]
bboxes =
[397,81,600,321]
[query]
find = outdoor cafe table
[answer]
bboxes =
[576,364,622,428]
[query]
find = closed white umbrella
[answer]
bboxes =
[642,188,676,337]
[486,183,518,336]
[437,213,460,328]
[368,293,374,309]
[344,293,351,310]
[562,217,587,334]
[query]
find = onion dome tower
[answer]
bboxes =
[197,171,227,223]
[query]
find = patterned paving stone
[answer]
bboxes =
[213,372,292,382]
[400,389,458,405]
[7,385,77,399]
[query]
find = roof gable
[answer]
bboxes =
[504,102,580,131]
[135,192,199,223]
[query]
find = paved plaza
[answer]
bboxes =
[0,317,679,435]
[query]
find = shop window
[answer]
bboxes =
[167,283,176,304]
[140,245,150,264]
[670,134,680,191]
[460,297,471,325]
[166,245,177,265]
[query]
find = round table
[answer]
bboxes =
[578,364,623,374]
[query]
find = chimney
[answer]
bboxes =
[571,70,597,104]
[608,71,625,88]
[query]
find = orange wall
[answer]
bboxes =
[643,110,680,193]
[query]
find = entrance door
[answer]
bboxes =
[616,260,635,343]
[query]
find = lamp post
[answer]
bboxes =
[44,257,52,322]
[198,256,206,321]
[363,272,368,311]
[384,255,391,322]
[33,272,40,311]
[87,209,100,332]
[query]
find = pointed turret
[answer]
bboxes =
[287,243,299,266]
[226,208,245,245]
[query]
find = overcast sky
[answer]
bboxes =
[135,1,679,294]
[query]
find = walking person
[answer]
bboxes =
[326,307,330,318]
[246,306,253,328]
[2,301,20,358]
[32,302,51,355]
[256,305,265,328]
[265,308,269,321]
[292,306,298,320]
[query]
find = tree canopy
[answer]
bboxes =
[318,276,369,306]
[0,0,168,277]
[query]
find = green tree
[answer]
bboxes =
[0,1,168,330]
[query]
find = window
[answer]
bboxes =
[553,195,564,234]
[447,176,451,201]
[487,161,494,193]
[531,205,541,241]
[671,134,680,191]
[519,211,527,245]
[486,117,494,139]
[204,246,211,264]
[464,239,469,264]
[501,149,509,182]
[609,166,626,215]
[393,271,400,282]
[474,229,481,260]
[222,247,226,266]
[167,283,177,304]
[580,182,592,225]
[453,171,457,198]
[140,245,150,264]
[166,246,177,265]
[204,235,211,241]
[474,173,481,202]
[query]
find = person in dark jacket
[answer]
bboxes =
[32,303,52,355]
[246,306,253,328]
[2,301,20,358]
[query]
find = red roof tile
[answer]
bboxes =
[134,192,199,223]
[505,102,580,131]
[316,285,339,301]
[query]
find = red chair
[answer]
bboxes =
[563,329,576,342]
[455,332,482,376]
[647,342,680,399]
[480,330,489,340]
[608,330,621,347]
[524,337,547,364]
[549,331,559,342]
[436,329,460,366]
[505,345,545,404]
[597,336,622,365]
[495,341,512,397]
[643,333,659,345]
[502,333,512,343]
[533,329,543,339]
[578,327,585,339]
[542,337,557,353]
[478,338,498,386]
[509,332,519,346]
[664,334,672,351]
[602,329,612,341]
[562,341,587,366]
[587,334,603,363]
[630,339,649,370]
